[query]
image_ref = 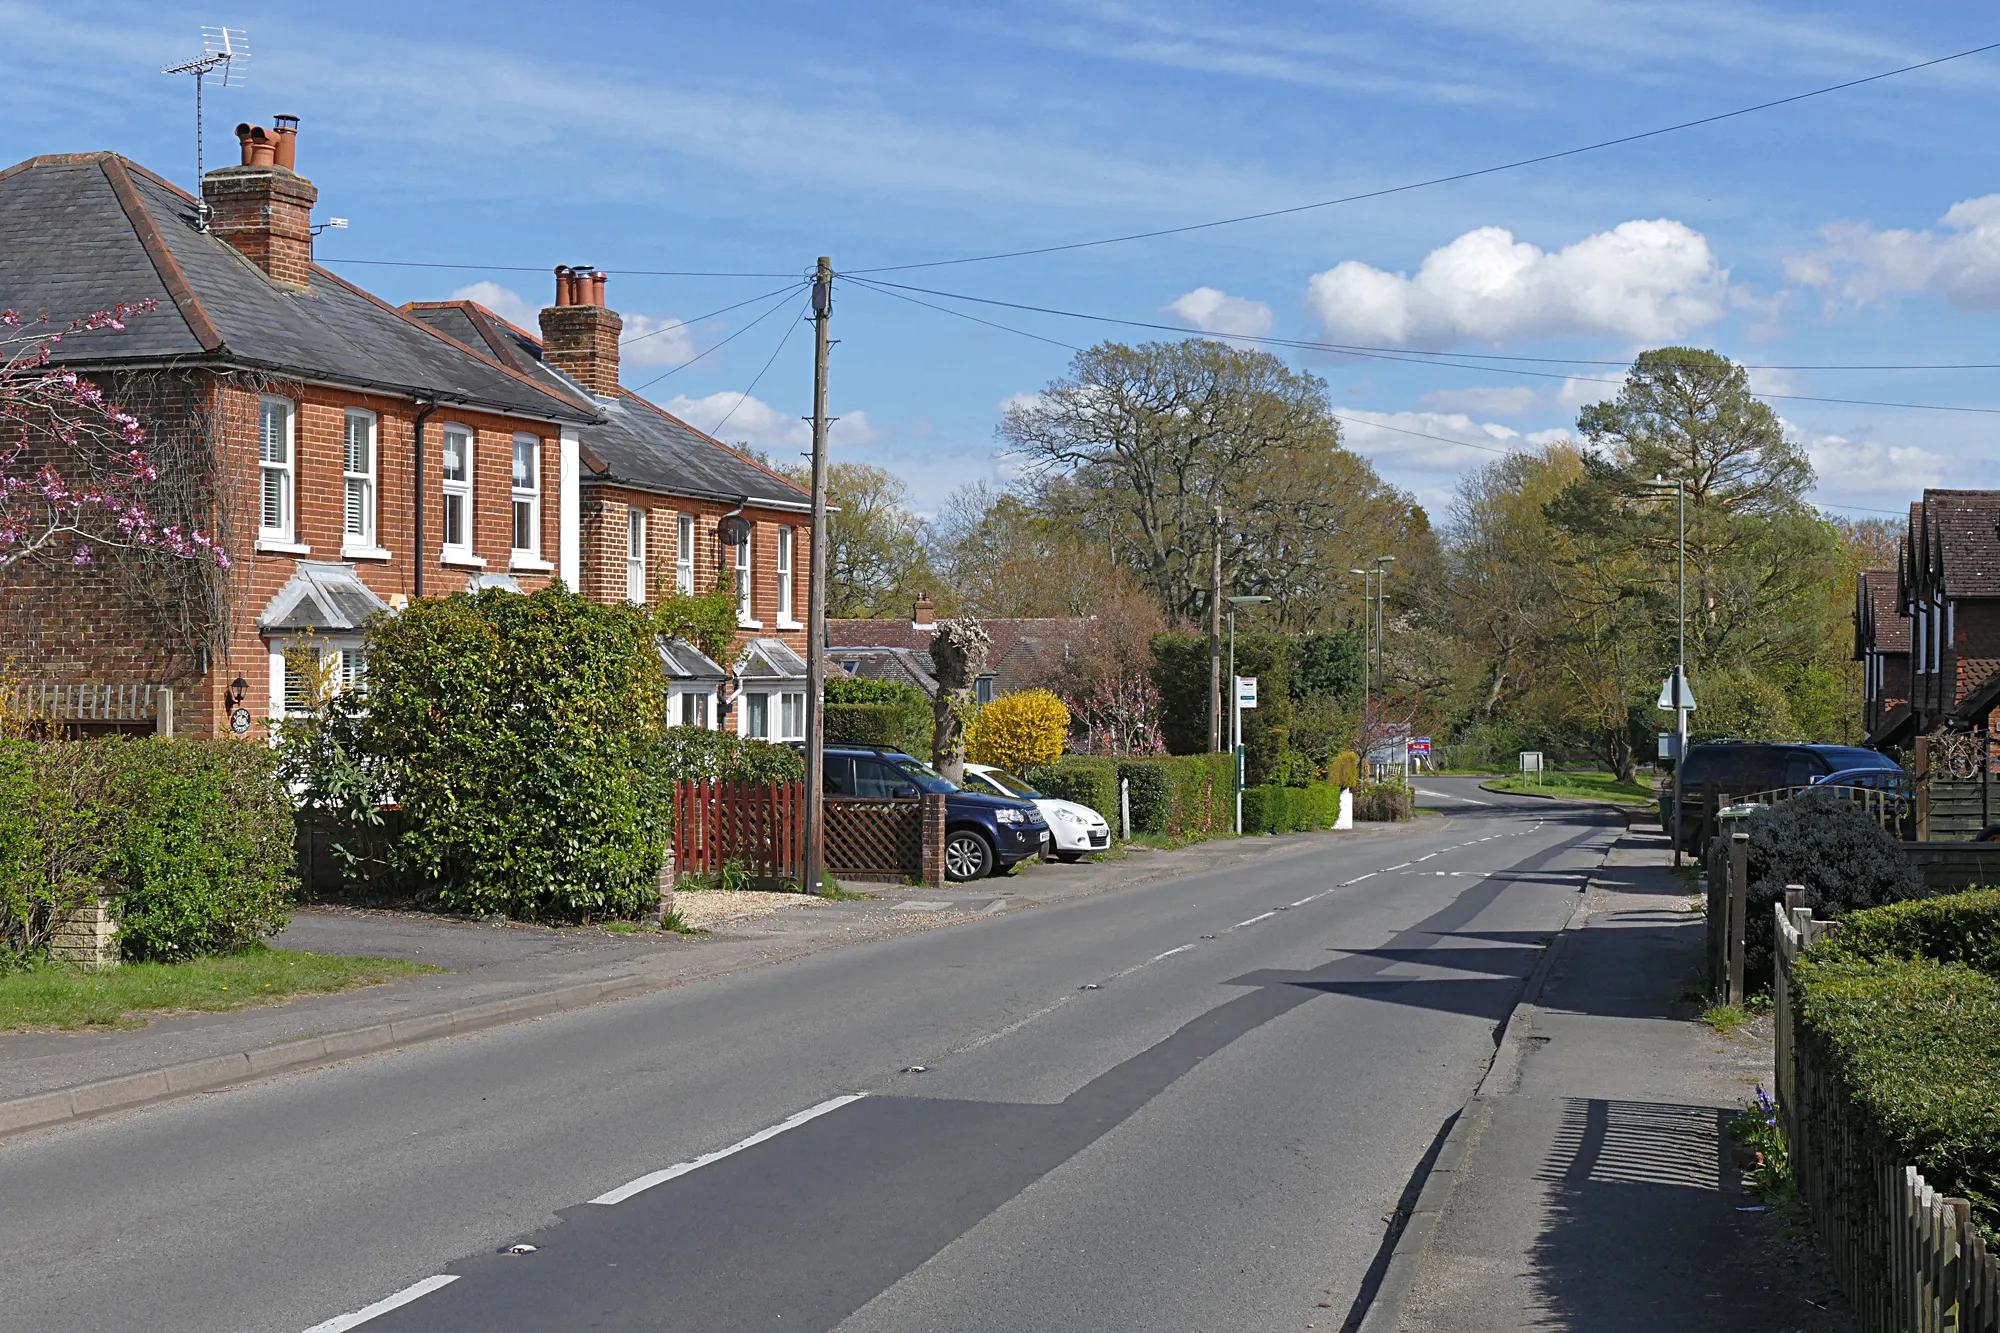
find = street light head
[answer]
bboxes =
[1349,568,1369,576]
[1227,594,1272,607]
[1374,554,1396,564]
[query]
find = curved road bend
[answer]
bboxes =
[1,778,1620,1333]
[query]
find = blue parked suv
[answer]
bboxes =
[807,744,1050,880]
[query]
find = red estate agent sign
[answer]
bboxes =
[1407,737,1432,755]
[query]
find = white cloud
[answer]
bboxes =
[1787,195,2000,311]
[1306,219,1728,347]
[1557,375,1617,408]
[448,281,540,331]
[620,313,697,368]
[1792,425,1947,509]
[1168,287,1275,338]
[1333,408,1535,473]
[1416,385,1538,416]
[658,391,876,454]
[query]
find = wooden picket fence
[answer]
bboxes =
[1,682,173,734]
[673,781,805,885]
[1775,902,2000,1331]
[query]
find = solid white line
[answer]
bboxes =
[1345,871,1377,884]
[1417,853,1437,861]
[1234,911,1277,927]
[1152,944,1195,961]
[1383,863,1411,871]
[954,996,1072,1053]
[1290,893,1321,907]
[589,1095,866,1205]
[302,1276,460,1333]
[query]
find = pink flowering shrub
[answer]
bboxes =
[0,302,227,571]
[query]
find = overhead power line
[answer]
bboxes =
[620,281,806,348]
[849,39,2000,274]
[701,294,813,439]
[320,257,804,279]
[627,283,807,395]
[849,276,2000,416]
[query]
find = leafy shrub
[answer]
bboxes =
[0,740,110,957]
[1356,782,1414,822]
[1126,753,1236,838]
[1117,761,1174,834]
[1792,956,2000,1236]
[658,727,805,784]
[653,574,740,664]
[1023,756,1117,827]
[968,689,1071,772]
[824,703,903,749]
[363,585,671,922]
[826,676,931,752]
[1328,750,1360,791]
[1811,888,2000,978]
[1243,781,1342,833]
[97,738,296,960]
[1732,790,1924,991]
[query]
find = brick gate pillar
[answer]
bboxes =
[920,793,946,886]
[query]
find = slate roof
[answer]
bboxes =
[1921,490,2000,599]
[0,153,592,423]
[258,562,391,631]
[828,613,1094,669]
[404,301,811,512]
[658,636,727,684]
[736,637,808,682]
[831,646,940,697]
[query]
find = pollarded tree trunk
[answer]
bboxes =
[928,618,991,784]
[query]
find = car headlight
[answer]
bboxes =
[996,807,1025,824]
[1054,808,1085,824]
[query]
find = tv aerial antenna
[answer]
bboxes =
[163,26,248,226]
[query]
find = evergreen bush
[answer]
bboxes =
[1733,790,1924,991]
[1116,761,1174,833]
[1810,888,2000,978]
[1024,756,1117,826]
[825,676,931,752]
[823,703,904,749]
[658,728,805,784]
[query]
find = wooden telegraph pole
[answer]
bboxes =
[803,257,833,896]
[1209,505,1223,752]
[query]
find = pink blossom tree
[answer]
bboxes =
[0,301,228,572]
[1065,672,1166,756]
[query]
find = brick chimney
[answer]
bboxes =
[202,116,316,288]
[539,266,622,396]
[912,593,936,629]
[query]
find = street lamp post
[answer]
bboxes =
[1645,477,1690,866]
[1227,594,1272,833]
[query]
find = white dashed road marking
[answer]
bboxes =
[589,1095,866,1206]
[302,1277,460,1333]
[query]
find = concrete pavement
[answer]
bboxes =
[1389,828,1854,1332]
[2,780,1616,1333]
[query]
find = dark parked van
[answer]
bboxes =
[1663,742,1903,850]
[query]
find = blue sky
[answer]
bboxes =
[7,1,2000,523]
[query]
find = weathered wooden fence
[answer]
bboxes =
[1775,902,2000,1331]
[674,781,805,886]
[1,682,174,735]
[672,785,947,887]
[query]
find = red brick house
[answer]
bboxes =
[1854,567,1912,746]
[0,118,811,739]
[1896,490,2000,742]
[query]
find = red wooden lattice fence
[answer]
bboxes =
[673,781,805,884]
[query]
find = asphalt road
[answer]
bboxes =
[1,779,1620,1333]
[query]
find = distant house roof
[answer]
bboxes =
[1925,491,2000,599]
[832,646,939,697]
[1856,568,1910,656]
[403,300,811,512]
[0,154,593,423]
[828,606,1095,696]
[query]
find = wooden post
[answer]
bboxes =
[155,686,173,737]
[1727,830,1749,1006]
[1916,733,1931,842]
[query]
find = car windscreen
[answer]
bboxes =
[891,758,959,794]
[982,769,1042,799]
[1813,747,1902,772]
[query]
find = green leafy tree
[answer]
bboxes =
[779,461,933,616]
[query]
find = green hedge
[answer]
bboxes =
[1813,888,2000,977]
[1242,781,1345,834]
[0,738,294,962]
[1116,761,1173,834]
[1792,955,2000,1236]
[658,728,805,784]
[361,584,671,922]
[1024,756,1117,826]
[826,677,930,754]
[824,702,903,749]
[1356,782,1414,822]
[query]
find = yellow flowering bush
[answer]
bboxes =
[967,689,1071,773]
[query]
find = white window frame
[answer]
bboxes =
[340,409,384,557]
[440,425,479,566]
[268,636,366,725]
[735,525,758,627]
[676,513,695,595]
[779,690,805,741]
[510,434,543,563]
[776,525,798,626]
[626,507,648,604]
[257,396,298,548]
[744,689,770,740]
[674,687,713,730]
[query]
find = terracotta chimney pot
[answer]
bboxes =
[540,270,622,395]
[271,114,299,170]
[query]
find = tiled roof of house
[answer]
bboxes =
[404,301,810,512]
[1921,490,2000,598]
[0,154,593,423]
[1857,568,1910,654]
[828,612,1095,667]
[830,646,939,697]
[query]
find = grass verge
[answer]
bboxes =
[1486,772,1657,806]
[0,945,441,1031]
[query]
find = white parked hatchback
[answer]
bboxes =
[961,763,1112,862]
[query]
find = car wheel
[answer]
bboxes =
[1055,851,1085,863]
[944,830,995,881]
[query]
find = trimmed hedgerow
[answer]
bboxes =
[1117,761,1174,834]
[1023,756,1117,827]
[823,703,904,749]
[658,728,805,784]
[825,676,931,754]
[1812,888,2000,977]
[362,585,671,922]
[1791,955,2000,1236]
[1733,790,1925,993]
[1241,780,1343,834]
